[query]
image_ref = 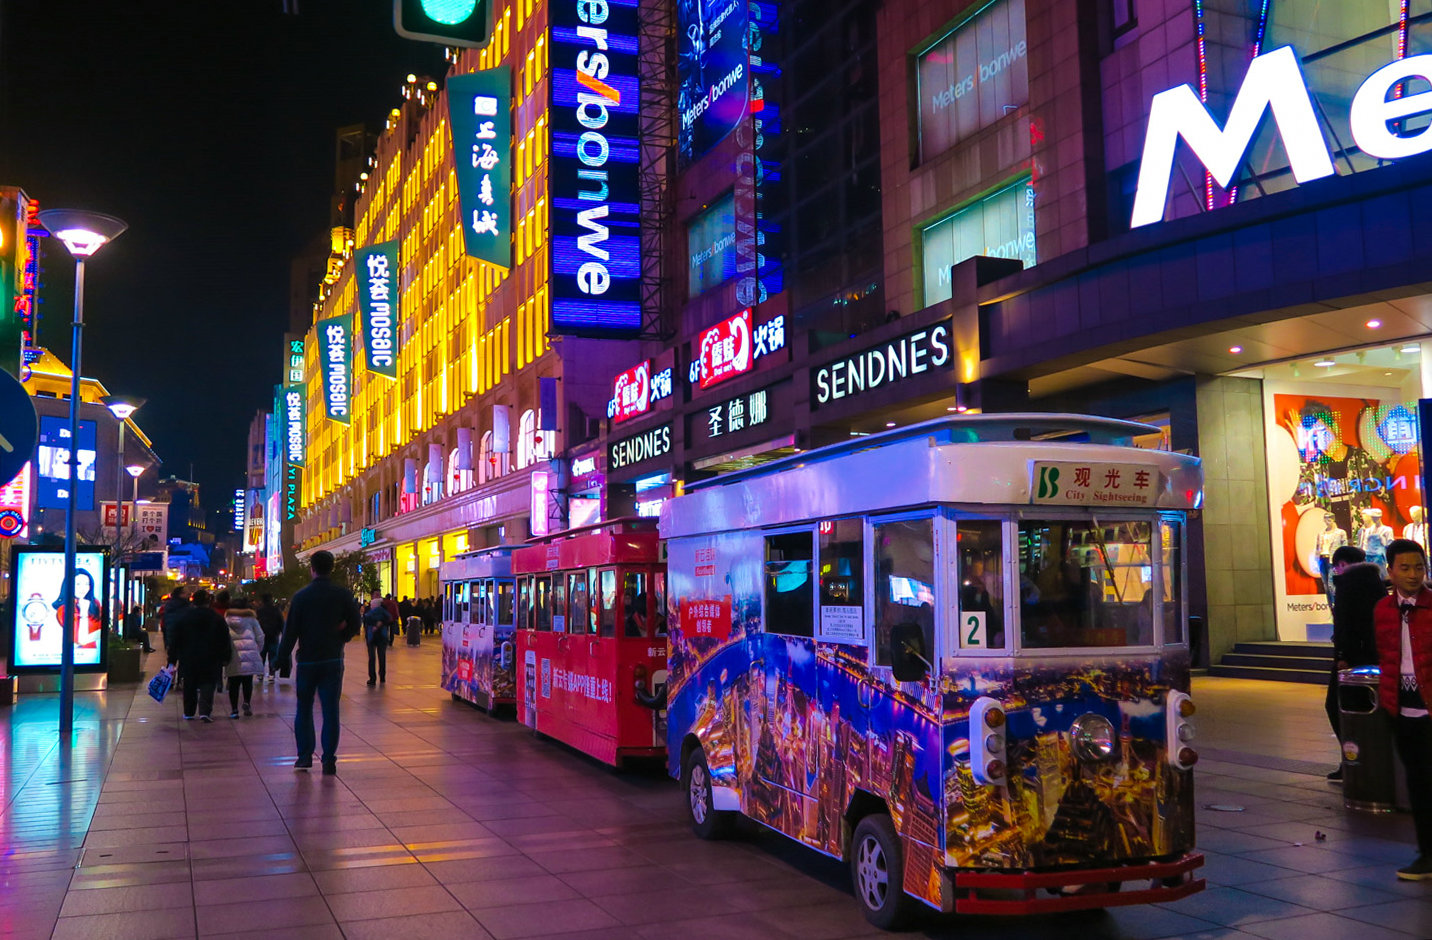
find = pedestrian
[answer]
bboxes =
[213,589,231,619]
[399,596,414,623]
[274,550,361,775]
[1372,538,1432,880]
[168,589,230,722]
[223,598,265,718]
[1325,547,1381,781]
[255,593,285,682]
[363,592,394,686]
[421,597,437,636]
[160,586,191,684]
[383,594,400,647]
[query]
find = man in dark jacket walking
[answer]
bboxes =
[255,594,285,682]
[275,550,361,775]
[160,587,190,659]
[168,590,230,721]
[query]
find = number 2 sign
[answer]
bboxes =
[960,611,987,649]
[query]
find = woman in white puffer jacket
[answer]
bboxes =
[224,600,266,718]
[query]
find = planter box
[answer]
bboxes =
[108,646,143,684]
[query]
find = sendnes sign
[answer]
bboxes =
[812,320,952,408]
[1133,46,1432,227]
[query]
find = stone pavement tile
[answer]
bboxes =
[50,907,196,940]
[338,910,494,940]
[187,834,298,859]
[720,877,855,914]
[1096,905,1232,940]
[1319,863,1432,896]
[186,816,291,841]
[311,860,435,893]
[326,883,464,921]
[194,894,336,935]
[473,897,623,939]
[525,844,649,874]
[85,810,176,831]
[1335,899,1432,935]
[1155,885,1317,927]
[1195,828,1293,855]
[556,863,694,897]
[57,881,192,916]
[283,811,384,833]
[188,851,307,881]
[190,871,320,905]
[300,844,418,870]
[633,912,797,939]
[590,885,747,926]
[67,860,192,890]
[410,836,522,863]
[205,926,344,940]
[1236,845,1365,875]
[289,827,402,851]
[1236,911,1415,940]
[481,814,593,838]
[422,854,547,885]
[390,820,495,843]
[1198,852,1303,886]
[448,872,582,909]
[80,825,188,848]
[1240,872,1404,910]
[0,867,79,890]
[0,913,61,940]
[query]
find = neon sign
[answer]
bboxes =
[318,315,351,424]
[283,384,306,467]
[449,68,512,268]
[687,312,784,386]
[611,360,651,423]
[356,241,400,378]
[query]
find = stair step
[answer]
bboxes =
[1230,641,1334,659]
[1207,665,1328,684]
[1219,654,1333,671]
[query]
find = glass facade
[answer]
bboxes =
[916,0,1028,163]
[920,178,1035,306]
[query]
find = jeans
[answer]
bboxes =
[367,640,386,682]
[294,659,344,763]
[1393,714,1432,855]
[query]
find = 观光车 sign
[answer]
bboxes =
[0,367,38,490]
[9,546,108,673]
[1031,462,1161,507]
[283,384,306,467]
[608,423,672,472]
[449,68,512,268]
[549,0,642,335]
[811,320,952,408]
[318,315,351,425]
[356,240,400,378]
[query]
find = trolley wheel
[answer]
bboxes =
[851,814,916,931]
[682,747,735,840]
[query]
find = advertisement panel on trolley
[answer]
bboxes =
[9,545,109,673]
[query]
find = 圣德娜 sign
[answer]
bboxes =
[1132,46,1432,227]
[1031,462,1161,507]
[811,320,952,408]
[356,240,401,378]
[695,385,773,442]
[318,315,351,424]
[449,68,512,268]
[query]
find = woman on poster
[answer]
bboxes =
[52,569,103,651]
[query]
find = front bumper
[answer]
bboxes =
[947,852,1204,915]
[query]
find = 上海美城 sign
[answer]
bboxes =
[356,240,400,378]
[449,68,512,268]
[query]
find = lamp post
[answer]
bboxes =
[101,395,144,572]
[38,208,128,736]
[125,463,146,613]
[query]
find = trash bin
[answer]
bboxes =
[406,616,422,647]
[1339,666,1409,813]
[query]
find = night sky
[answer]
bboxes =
[0,0,443,523]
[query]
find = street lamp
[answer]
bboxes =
[38,208,128,736]
[102,395,144,563]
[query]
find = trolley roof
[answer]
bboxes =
[661,413,1202,539]
[439,545,516,581]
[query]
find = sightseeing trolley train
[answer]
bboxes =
[660,414,1206,928]
[439,547,518,711]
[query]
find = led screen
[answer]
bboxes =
[549,0,643,334]
[10,547,107,670]
[687,193,736,297]
[35,417,96,510]
[678,0,749,164]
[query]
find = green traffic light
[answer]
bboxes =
[420,0,477,24]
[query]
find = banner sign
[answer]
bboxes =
[286,336,305,385]
[318,315,351,424]
[449,68,512,268]
[10,546,108,672]
[549,0,643,334]
[284,465,303,524]
[677,0,749,165]
[356,240,400,377]
[611,360,651,424]
[811,319,953,409]
[101,502,131,534]
[134,503,167,546]
[283,384,306,467]
[696,308,751,389]
[0,461,30,538]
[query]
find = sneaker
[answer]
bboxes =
[294,756,312,770]
[366,678,376,686]
[199,715,213,723]
[321,760,337,776]
[1398,856,1432,880]
[243,704,252,716]
[267,674,275,683]
[183,715,195,720]
[229,711,239,719]
[1327,768,1343,782]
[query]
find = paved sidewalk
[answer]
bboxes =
[0,639,1429,939]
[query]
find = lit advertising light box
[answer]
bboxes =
[10,545,109,673]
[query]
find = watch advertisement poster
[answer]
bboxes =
[10,546,109,672]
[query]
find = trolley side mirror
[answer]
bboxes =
[889,622,931,684]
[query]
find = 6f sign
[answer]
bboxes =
[1132,46,1432,227]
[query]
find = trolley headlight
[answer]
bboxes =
[1070,714,1116,762]
[1176,723,1196,743]
[984,707,1006,730]
[1178,698,1196,718]
[984,733,1006,753]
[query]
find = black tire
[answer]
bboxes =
[851,814,916,931]
[682,747,735,840]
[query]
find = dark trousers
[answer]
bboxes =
[1326,667,1341,740]
[294,659,344,763]
[1393,714,1432,856]
[183,673,217,718]
[228,675,254,711]
[367,641,386,682]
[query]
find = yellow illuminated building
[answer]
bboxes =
[293,2,634,599]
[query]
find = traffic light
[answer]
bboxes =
[394,0,493,49]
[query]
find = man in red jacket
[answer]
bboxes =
[1374,538,1432,880]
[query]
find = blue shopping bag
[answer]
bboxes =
[147,665,174,703]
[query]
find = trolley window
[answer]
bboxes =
[653,571,668,636]
[471,581,484,625]
[569,571,592,634]
[598,569,618,638]
[955,520,1005,650]
[518,578,532,630]
[1161,519,1184,645]
[552,576,568,632]
[765,531,814,638]
[1018,519,1156,649]
[495,580,515,627]
[534,576,552,631]
[873,518,935,667]
[622,571,648,637]
[818,519,864,643]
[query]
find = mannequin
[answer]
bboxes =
[1357,507,1395,573]
[1405,506,1428,551]
[1315,511,1348,602]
